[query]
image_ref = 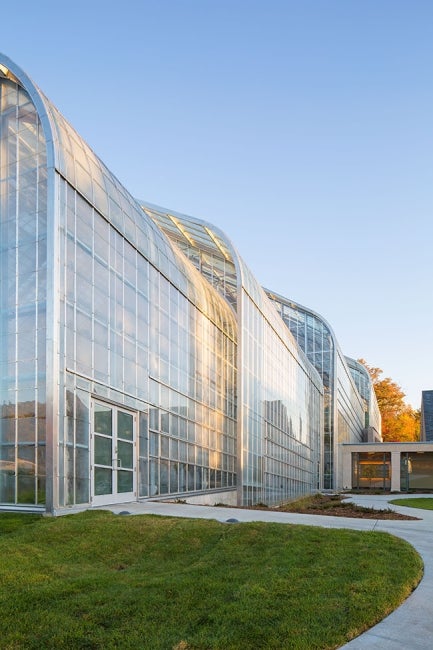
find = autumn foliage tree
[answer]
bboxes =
[358,359,420,442]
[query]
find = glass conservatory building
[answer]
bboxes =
[265,292,380,489]
[345,357,381,440]
[139,204,324,506]
[0,55,323,514]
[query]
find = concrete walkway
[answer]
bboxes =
[103,494,433,649]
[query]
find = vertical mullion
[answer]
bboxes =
[113,407,117,495]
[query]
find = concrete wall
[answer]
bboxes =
[152,489,238,507]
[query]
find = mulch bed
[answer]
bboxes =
[249,494,420,520]
[280,505,419,520]
[173,494,421,520]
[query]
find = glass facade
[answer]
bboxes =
[352,452,391,490]
[140,206,238,311]
[58,179,239,508]
[0,55,323,512]
[0,57,239,512]
[142,205,323,506]
[400,451,433,490]
[238,281,323,505]
[0,72,47,506]
[266,291,369,489]
[345,357,381,435]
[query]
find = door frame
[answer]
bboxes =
[90,399,138,506]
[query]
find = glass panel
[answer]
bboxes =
[94,467,112,495]
[149,459,158,496]
[150,431,158,455]
[138,458,148,497]
[117,469,133,493]
[118,440,133,469]
[400,453,409,492]
[170,462,179,492]
[404,453,433,490]
[160,460,169,494]
[17,475,35,504]
[94,404,112,436]
[0,468,15,503]
[18,417,36,443]
[76,417,89,446]
[94,435,112,466]
[160,435,169,458]
[118,411,133,440]
[188,464,195,490]
[356,453,391,490]
[76,447,89,504]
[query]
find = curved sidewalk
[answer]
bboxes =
[105,494,433,649]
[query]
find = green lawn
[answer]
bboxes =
[0,510,423,650]
[390,497,433,510]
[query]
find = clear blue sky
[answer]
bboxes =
[3,0,432,407]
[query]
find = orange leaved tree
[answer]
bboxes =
[358,359,420,442]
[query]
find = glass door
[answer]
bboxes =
[91,401,136,505]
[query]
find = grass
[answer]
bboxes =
[390,497,433,510]
[0,510,423,650]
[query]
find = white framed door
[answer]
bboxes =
[91,400,137,506]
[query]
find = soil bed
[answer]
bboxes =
[262,494,420,520]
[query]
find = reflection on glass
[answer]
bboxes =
[118,411,133,440]
[94,436,112,466]
[118,440,133,469]
[117,470,133,493]
[18,475,35,504]
[94,467,112,495]
[94,404,112,436]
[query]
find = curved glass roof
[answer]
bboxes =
[0,54,236,339]
[140,201,322,389]
[345,357,373,402]
[139,201,239,310]
[345,357,371,382]
[265,289,335,347]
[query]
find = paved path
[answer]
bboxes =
[104,494,433,649]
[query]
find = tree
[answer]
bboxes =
[358,359,420,442]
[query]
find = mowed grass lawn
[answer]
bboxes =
[390,497,433,510]
[0,510,423,650]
